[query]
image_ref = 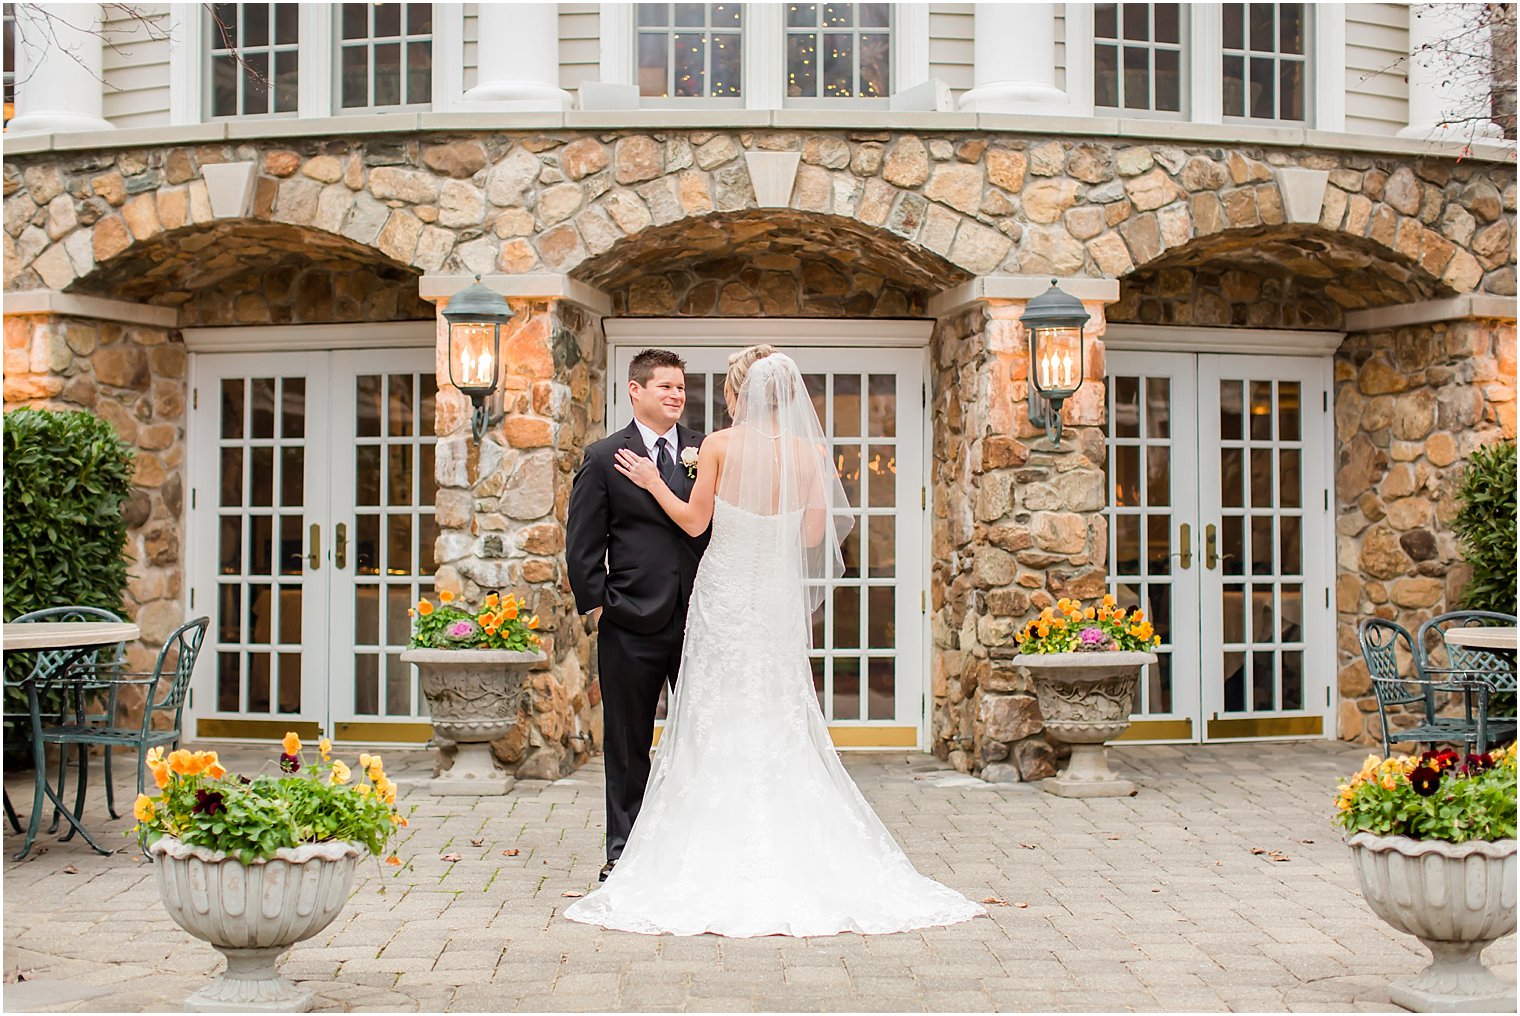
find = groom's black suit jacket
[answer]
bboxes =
[566,420,710,634]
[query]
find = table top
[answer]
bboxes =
[1444,626,1519,650]
[2,621,140,651]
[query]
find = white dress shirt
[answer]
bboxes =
[634,419,679,461]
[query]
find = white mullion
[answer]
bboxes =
[297,1,331,117]
[1191,2,1222,123]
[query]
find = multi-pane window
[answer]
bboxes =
[339,3,432,110]
[786,3,891,100]
[1094,3,1184,115]
[3,4,15,128]
[1222,3,1307,121]
[637,4,742,99]
[208,3,299,117]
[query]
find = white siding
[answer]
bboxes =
[928,4,974,98]
[559,4,600,94]
[102,3,171,129]
[1345,3,1409,136]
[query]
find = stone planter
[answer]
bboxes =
[1017,651,1156,798]
[1346,832,1517,1012]
[400,647,545,796]
[149,836,363,1012]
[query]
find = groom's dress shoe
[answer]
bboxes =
[599,860,616,882]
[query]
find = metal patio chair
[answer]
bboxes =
[5,606,131,831]
[30,617,209,848]
[1415,611,1518,754]
[1358,617,1484,757]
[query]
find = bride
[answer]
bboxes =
[564,345,985,938]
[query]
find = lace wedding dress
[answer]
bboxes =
[564,494,986,937]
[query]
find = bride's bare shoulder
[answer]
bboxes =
[701,428,735,448]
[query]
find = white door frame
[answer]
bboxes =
[185,324,436,743]
[603,318,934,749]
[1105,325,1339,742]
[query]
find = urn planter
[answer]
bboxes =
[400,647,545,796]
[149,836,363,1012]
[1346,832,1517,1012]
[1016,651,1156,797]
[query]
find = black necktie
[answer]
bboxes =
[655,437,680,488]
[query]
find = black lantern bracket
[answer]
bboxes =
[1022,279,1091,449]
[469,393,505,446]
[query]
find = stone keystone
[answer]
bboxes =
[1275,168,1329,224]
[200,162,257,219]
[744,152,801,208]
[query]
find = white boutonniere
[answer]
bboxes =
[680,446,699,478]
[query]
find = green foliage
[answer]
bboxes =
[408,592,543,652]
[3,408,136,750]
[1451,439,1517,614]
[1332,745,1517,843]
[133,739,406,865]
[1015,595,1160,654]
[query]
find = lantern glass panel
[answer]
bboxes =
[1032,325,1084,395]
[449,322,498,392]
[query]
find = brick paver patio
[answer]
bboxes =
[3,740,1514,1012]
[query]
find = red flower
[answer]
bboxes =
[1419,749,1460,771]
[279,753,301,773]
[1409,765,1441,797]
[192,789,225,815]
[1464,752,1494,771]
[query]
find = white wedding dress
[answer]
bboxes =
[564,494,986,937]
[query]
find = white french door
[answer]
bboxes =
[187,346,438,745]
[608,330,930,749]
[1106,350,1335,742]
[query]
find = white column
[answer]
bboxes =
[1398,3,1500,139]
[8,3,113,135]
[463,2,572,111]
[958,3,1067,114]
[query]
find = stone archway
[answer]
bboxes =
[1109,222,1452,329]
[572,208,973,317]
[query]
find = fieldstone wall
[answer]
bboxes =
[178,263,432,327]
[929,298,1110,779]
[2,313,187,689]
[429,297,606,780]
[5,133,1514,307]
[1333,317,1518,742]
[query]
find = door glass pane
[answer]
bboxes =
[222,379,245,438]
[833,657,860,720]
[833,375,861,437]
[867,445,895,508]
[867,374,895,437]
[251,377,276,438]
[868,659,894,720]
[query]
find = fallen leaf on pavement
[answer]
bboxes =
[1151,888,1162,893]
[502,849,520,857]
[980,896,1010,906]
[441,853,462,862]
[1014,902,1029,909]
[1107,835,1122,840]
[3,969,31,983]
[1017,843,1038,850]
[562,891,584,898]
[61,864,78,874]
[470,839,484,847]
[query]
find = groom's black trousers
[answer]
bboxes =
[598,602,686,862]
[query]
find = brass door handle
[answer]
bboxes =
[308,523,321,570]
[1178,523,1192,570]
[335,523,348,570]
[1205,523,1218,570]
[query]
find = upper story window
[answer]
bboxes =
[1094,3,1184,116]
[339,3,433,110]
[637,3,742,100]
[208,3,299,117]
[785,3,891,100]
[3,3,15,128]
[1222,3,1307,121]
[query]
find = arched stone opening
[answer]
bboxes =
[1110,224,1451,330]
[571,210,973,317]
[70,220,430,326]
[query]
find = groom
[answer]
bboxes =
[566,348,709,881]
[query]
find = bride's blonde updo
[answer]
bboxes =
[725,344,777,398]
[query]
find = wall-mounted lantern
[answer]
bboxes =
[1023,279,1091,447]
[442,275,514,444]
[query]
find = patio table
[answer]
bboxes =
[3,620,139,859]
[1442,626,1519,651]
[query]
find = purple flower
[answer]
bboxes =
[279,753,300,773]
[1075,626,1114,652]
[193,789,225,815]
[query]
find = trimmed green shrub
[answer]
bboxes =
[3,408,136,753]
[1452,439,1518,614]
